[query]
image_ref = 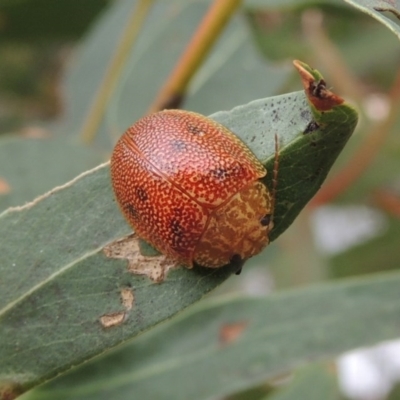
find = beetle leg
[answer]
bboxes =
[230,254,244,275]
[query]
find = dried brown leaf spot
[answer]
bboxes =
[99,312,126,329]
[0,382,23,400]
[219,320,248,346]
[293,60,344,111]
[99,287,135,329]
[120,287,135,311]
[103,234,179,283]
[0,178,10,195]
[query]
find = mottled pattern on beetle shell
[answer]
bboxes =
[123,109,266,207]
[110,138,207,266]
[194,181,272,268]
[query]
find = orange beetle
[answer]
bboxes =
[110,109,274,269]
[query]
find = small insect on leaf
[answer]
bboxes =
[110,109,275,271]
[0,60,358,394]
[108,60,358,280]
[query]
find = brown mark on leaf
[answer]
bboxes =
[103,234,179,283]
[99,287,135,329]
[99,312,126,329]
[219,320,248,346]
[0,382,23,400]
[121,287,135,311]
[0,178,10,195]
[293,60,344,111]
[374,4,400,20]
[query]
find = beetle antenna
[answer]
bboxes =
[270,134,279,223]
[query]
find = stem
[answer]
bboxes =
[147,0,242,114]
[310,67,400,208]
[373,190,400,218]
[80,0,155,144]
[301,8,364,103]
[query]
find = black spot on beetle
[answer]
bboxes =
[169,218,188,252]
[171,139,187,151]
[210,164,243,181]
[136,187,148,202]
[210,167,229,180]
[187,123,204,136]
[170,218,184,238]
[124,204,138,219]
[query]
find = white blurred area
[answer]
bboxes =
[311,205,400,400]
[338,341,400,400]
[311,205,388,256]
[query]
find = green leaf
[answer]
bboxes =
[343,0,400,40]
[0,0,291,209]
[331,214,400,277]
[21,271,400,400]
[0,0,108,40]
[266,364,339,400]
[244,0,343,9]
[0,66,358,395]
[0,137,105,212]
[60,0,289,149]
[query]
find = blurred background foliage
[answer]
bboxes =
[1,0,400,399]
[0,0,110,130]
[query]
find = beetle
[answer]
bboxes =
[110,109,275,269]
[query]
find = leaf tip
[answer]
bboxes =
[293,59,344,111]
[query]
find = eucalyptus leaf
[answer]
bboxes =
[60,0,289,150]
[0,137,105,212]
[331,215,400,277]
[343,0,400,40]
[0,72,357,396]
[20,271,400,400]
[244,0,343,9]
[265,364,339,400]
